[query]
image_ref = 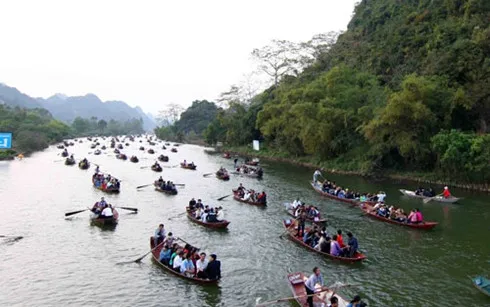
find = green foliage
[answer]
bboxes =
[0,105,70,155]
[70,117,144,136]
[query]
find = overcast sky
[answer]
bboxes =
[0,0,358,114]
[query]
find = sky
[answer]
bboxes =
[0,0,358,114]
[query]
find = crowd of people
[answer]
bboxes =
[313,170,387,202]
[188,198,225,223]
[234,184,267,204]
[152,161,162,170]
[368,203,425,223]
[415,186,452,199]
[155,177,177,192]
[289,199,322,221]
[92,172,120,190]
[236,164,263,177]
[154,224,221,280]
[91,197,115,218]
[182,160,196,167]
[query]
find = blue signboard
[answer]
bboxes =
[0,133,12,149]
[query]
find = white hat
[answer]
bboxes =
[444,186,448,189]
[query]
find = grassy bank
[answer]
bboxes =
[219,145,490,192]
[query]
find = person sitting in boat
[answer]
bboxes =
[330,235,342,257]
[172,250,184,272]
[158,176,164,184]
[442,186,451,198]
[204,254,221,280]
[291,198,301,209]
[201,209,209,222]
[294,205,303,217]
[206,208,218,223]
[377,205,389,217]
[343,232,358,258]
[100,204,114,219]
[303,229,316,246]
[194,207,203,219]
[216,206,225,221]
[159,245,172,265]
[257,191,266,204]
[188,198,196,210]
[242,191,251,201]
[154,224,166,247]
[336,230,345,248]
[329,297,339,307]
[182,159,187,166]
[315,234,331,253]
[407,209,419,224]
[163,232,175,247]
[377,191,387,203]
[196,252,208,278]
[415,208,423,223]
[347,295,366,307]
[153,161,160,168]
[180,253,195,277]
[196,199,204,209]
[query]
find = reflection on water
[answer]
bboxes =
[0,141,489,306]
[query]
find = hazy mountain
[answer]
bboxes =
[0,83,156,131]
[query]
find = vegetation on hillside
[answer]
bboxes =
[71,116,145,136]
[0,105,71,159]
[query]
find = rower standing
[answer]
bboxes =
[313,170,322,184]
[305,267,324,307]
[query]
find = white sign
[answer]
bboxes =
[252,140,259,151]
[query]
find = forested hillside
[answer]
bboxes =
[202,0,490,183]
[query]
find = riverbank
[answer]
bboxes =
[217,145,490,192]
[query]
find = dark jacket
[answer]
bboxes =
[205,260,221,280]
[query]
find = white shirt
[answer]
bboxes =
[377,193,386,202]
[243,192,251,201]
[101,207,113,217]
[217,210,224,221]
[292,200,300,208]
[201,212,208,222]
[173,255,183,269]
[196,259,208,272]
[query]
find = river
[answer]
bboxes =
[0,139,489,307]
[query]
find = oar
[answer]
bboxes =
[217,194,231,201]
[65,209,89,217]
[54,160,64,162]
[140,166,150,169]
[174,183,185,187]
[168,212,186,220]
[136,183,153,189]
[279,217,299,238]
[118,206,138,213]
[423,193,443,204]
[116,241,164,265]
[203,173,213,177]
[0,235,24,240]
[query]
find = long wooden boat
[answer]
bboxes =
[471,275,490,297]
[61,151,68,157]
[130,156,139,163]
[287,272,349,307]
[78,161,90,170]
[154,182,178,195]
[90,209,119,226]
[151,165,163,172]
[310,182,376,207]
[286,208,327,224]
[360,204,438,230]
[180,163,197,170]
[65,158,76,165]
[399,189,460,203]
[232,190,267,207]
[171,148,178,153]
[92,176,120,193]
[117,154,128,160]
[282,220,366,263]
[149,237,219,285]
[186,207,230,229]
[148,149,155,154]
[158,155,169,162]
[216,171,230,181]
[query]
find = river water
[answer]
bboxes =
[0,139,489,307]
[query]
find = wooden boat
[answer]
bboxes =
[130,156,139,163]
[92,176,120,193]
[171,148,178,153]
[65,158,76,165]
[117,154,127,160]
[471,276,490,297]
[287,272,349,307]
[310,182,376,207]
[244,158,260,166]
[236,166,263,179]
[151,165,163,172]
[61,151,69,157]
[78,161,90,170]
[158,155,169,162]
[139,146,145,151]
[114,149,120,154]
[117,144,123,149]
[110,142,115,148]
[186,207,230,229]
[101,145,107,150]
[57,145,65,149]
[399,189,460,203]
[90,144,97,149]
[232,190,266,207]
[282,220,366,262]
[148,149,155,154]
[222,152,231,159]
[94,149,101,155]
[216,170,230,181]
[286,208,327,224]
[162,145,167,150]
[154,182,178,195]
[90,209,119,226]
[181,163,197,170]
[149,237,219,285]
[359,203,438,230]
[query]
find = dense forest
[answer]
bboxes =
[160,0,490,184]
[0,105,70,159]
[71,116,145,136]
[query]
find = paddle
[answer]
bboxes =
[423,193,443,204]
[136,183,153,189]
[116,241,164,265]
[174,183,185,187]
[65,209,89,217]
[203,173,213,177]
[0,235,24,240]
[118,206,138,213]
[140,166,150,169]
[217,194,231,201]
[279,217,299,238]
